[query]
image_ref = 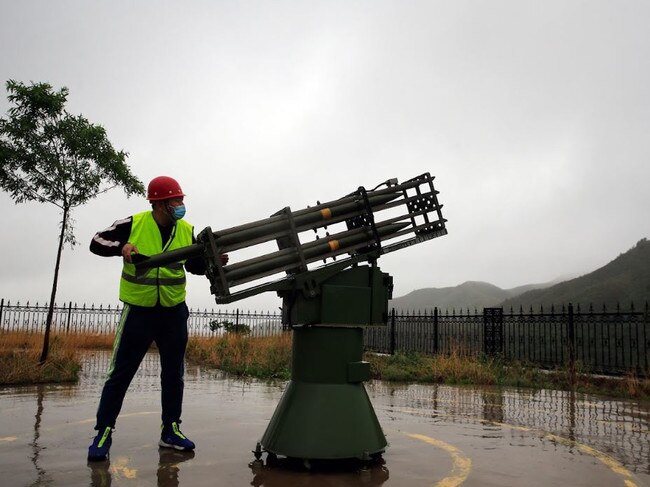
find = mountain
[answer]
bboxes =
[389,238,650,311]
[499,238,650,310]
[389,279,556,311]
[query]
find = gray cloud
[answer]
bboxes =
[1,0,649,311]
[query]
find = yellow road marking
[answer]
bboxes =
[390,404,641,487]
[111,456,138,479]
[0,437,17,442]
[405,432,472,487]
[492,422,638,487]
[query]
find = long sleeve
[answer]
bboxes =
[90,215,206,274]
[90,217,133,257]
[184,234,206,275]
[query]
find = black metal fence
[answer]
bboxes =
[364,303,650,376]
[0,299,284,338]
[2,299,649,376]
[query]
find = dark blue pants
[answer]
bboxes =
[95,302,189,430]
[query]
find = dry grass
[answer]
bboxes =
[367,351,650,399]
[556,366,650,399]
[0,331,115,351]
[367,349,499,385]
[188,334,650,399]
[2,331,648,399]
[0,332,83,385]
[187,333,292,380]
[57,332,116,350]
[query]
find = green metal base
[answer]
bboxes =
[260,326,387,460]
[260,380,386,460]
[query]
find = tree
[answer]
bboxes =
[0,80,145,363]
[209,319,251,335]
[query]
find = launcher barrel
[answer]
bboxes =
[134,172,447,303]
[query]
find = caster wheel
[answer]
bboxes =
[266,452,278,466]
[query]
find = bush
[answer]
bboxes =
[209,319,251,335]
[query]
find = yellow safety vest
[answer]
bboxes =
[119,211,194,307]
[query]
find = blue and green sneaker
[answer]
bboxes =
[88,426,113,461]
[159,422,195,451]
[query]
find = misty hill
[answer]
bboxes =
[499,238,650,310]
[389,280,556,311]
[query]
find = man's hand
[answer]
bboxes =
[122,243,139,263]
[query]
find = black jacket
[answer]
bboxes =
[90,216,206,275]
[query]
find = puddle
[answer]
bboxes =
[0,351,648,486]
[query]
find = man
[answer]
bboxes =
[87,176,226,461]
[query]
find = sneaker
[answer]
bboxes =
[159,422,195,451]
[88,426,113,461]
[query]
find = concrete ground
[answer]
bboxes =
[0,351,648,486]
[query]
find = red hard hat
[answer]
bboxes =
[147,176,186,201]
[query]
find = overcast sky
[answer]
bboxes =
[1,0,648,312]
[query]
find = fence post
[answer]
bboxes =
[643,301,650,370]
[568,302,576,383]
[433,307,439,354]
[236,308,240,326]
[0,298,4,330]
[390,308,396,355]
[66,302,73,334]
[483,308,504,357]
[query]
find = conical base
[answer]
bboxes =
[260,380,387,460]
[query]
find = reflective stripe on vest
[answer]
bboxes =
[119,211,194,307]
[120,272,186,287]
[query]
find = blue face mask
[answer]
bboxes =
[170,204,186,221]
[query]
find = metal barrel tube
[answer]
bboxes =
[211,178,419,243]
[134,173,438,278]
[215,192,400,249]
[134,243,203,270]
[135,191,402,271]
[221,217,409,275]
[224,222,409,284]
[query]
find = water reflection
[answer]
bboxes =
[249,458,389,486]
[87,449,196,487]
[78,352,650,476]
[481,389,504,423]
[87,461,111,487]
[371,381,650,474]
[157,450,196,487]
[30,384,49,486]
[14,351,647,485]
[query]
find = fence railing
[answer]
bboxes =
[364,303,650,376]
[0,299,284,338]
[1,299,649,376]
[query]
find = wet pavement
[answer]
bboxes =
[0,351,648,486]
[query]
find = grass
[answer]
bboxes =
[0,330,116,351]
[186,333,292,380]
[367,348,498,385]
[188,334,650,399]
[367,350,650,400]
[0,332,86,385]
[2,331,648,399]
[0,331,119,385]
